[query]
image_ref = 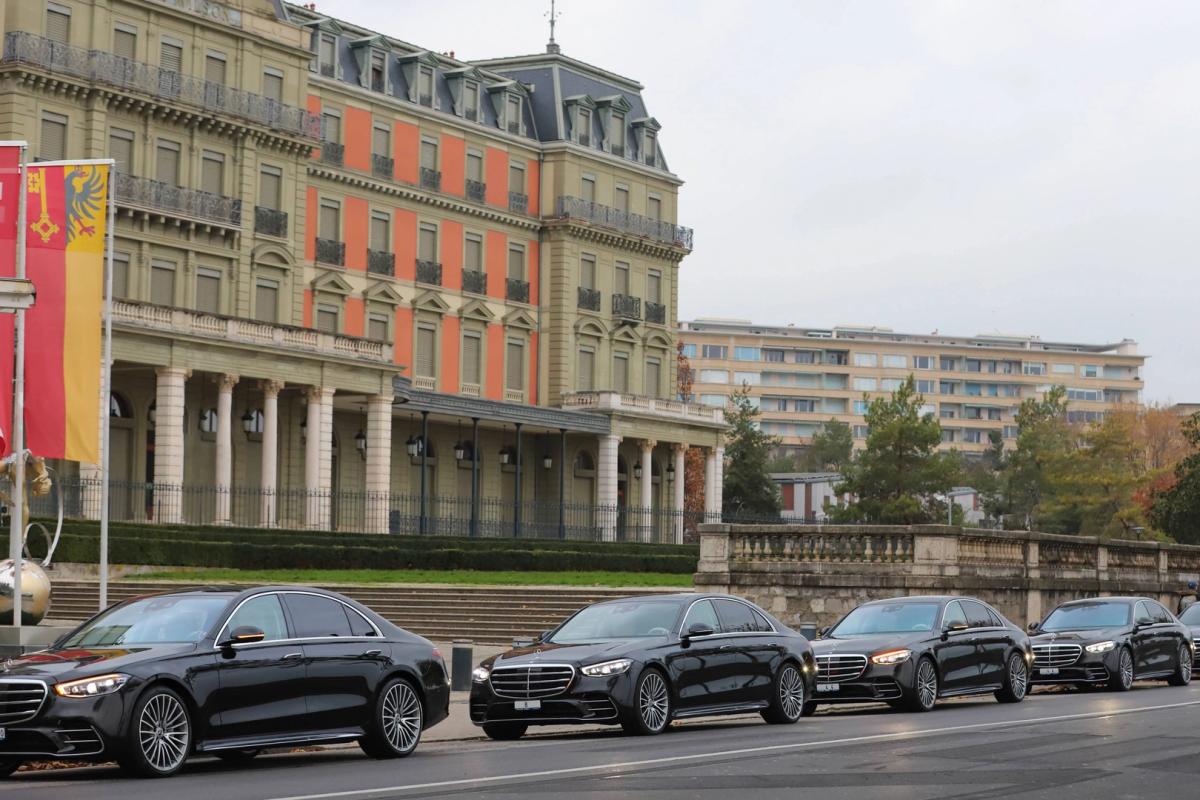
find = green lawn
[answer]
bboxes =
[131,568,694,588]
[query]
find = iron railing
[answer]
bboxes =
[506,278,530,303]
[465,108,477,121]
[416,259,442,285]
[507,121,520,134]
[420,167,441,191]
[612,144,625,157]
[462,269,487,295]
[613,293,641,320]
[577,286,601,311]
[367,249,395,276]
[508,191,528,215]
[419,92,432,106]
[646,301,666,325]
[2,32,321,141]
[319,63,335,78]
[555,196,693,250]
[115,173,241,226]
[254,206,288,237]
[315,238,345,266]
[371,153,393,179]
[321,142,344,166]
[579,133,590,147]
[466,179,486,203]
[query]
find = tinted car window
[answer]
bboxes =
[833,603,941,635]
[226,594,289,641]
[715,599,770,633]
[1134,602,1155,625]
[1042,601,1131,631]
[284,593,353,638]
[1151,603,1174,624]
[549,600,681,644]
[963,600,995,628]
[63,594,231,647]
[343,605,378,636]
[683,600,722,634]
[1180,603,1200,625]
[942,602,968,629]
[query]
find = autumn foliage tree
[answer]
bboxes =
[677,343,708,537]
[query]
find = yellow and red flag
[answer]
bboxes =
[0,144,25,456]
[23,162,109,463]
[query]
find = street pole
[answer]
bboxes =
[99,162,115,611]
[9,148,28,628]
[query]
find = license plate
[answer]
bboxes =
[513,700,541,711]
[817,683,839,693]
[1039,668,1059,676]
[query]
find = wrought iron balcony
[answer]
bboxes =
[508,191,528,215]
[321,142,344,166]
[370,74,384,92]
[466,179,486,203]
[646,301,667,325]
[319,63,335,78]
[506,278,530,303]
[2,32,321,141]
[462,269,487,295]
[254,207,288,238]
[507,121,520,134]
[611,144,625,157]
[420,167,441,191]
[579,133,590,147]
[371,153,393,179]
[315,238,345,266]
[114,173,241,226]
[465,108,478,121]
[367,249,395,276]
[613,293,641,321]
[416,259,442,285]
[419,92,433,106]
[554,196,693,251]
[577,286,601,311]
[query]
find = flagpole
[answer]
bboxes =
[98,161,115,612]
[8,147,28,629]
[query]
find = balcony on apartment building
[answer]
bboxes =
[315,238,345,266]
[612,293,641,322]
[645,301,666,325]
[1,32,322,141]
[321,142,345,167]
[254,207,288,238]
[508,191,528,215]
[554,196,694,250]
[466,179,486,203]
[416,259,442,286]
[561,391,725,425]
[420,167,441,192]
[462,269,487,295]
[367,249,395,277]
[115,173,241,228]
[577,286,601,311]
[506,277,530,303]
[371,153,394,180]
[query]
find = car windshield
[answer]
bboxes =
[830,603,941,636]
[62,594,232,647]
[1179,603,1200,625]
[548,601,681,644]
[1041,602,1130,632]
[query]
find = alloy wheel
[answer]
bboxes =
[1009,654,1028,699]
[639,671,670,731]
[1120,649,1134,689]
[916,660,938,709]
[138,692,189,774]
[778,665,805,720]
[382,681,422,754]
[1180,645,1193,683]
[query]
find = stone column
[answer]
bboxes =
[672,443,687,544]
[305,386,334,530]
[259,380,284,527]
[153,367,190,524]
[214,373,239,525]
[713,446,726,517]
[597,433,621,542]
[639,439,655,542]
[704,448,717,519]
[365,393,393,534]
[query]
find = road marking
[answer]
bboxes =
[267,698,1200,800]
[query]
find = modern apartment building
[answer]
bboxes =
[680,319,1146,457]
[1,0,724,540]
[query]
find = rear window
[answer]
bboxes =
[714,599,772,633]
[283,593,353,638]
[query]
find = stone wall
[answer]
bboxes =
[693,524,1200,629]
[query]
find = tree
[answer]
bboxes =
[1151,412,1200,544]
[722,386,782,517]
[1000,386,1073,529]
[765,452,798,473]
[677,343,707,534]
[833,376,959,523]
[800,419,853,472]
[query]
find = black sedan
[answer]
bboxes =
[1028,596,1193,690]
[0,586,449,778]
[470,593,815,739]
[1180,602,1200,676]
[808,595,1032,713]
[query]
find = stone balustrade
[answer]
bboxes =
[560,391,725,425]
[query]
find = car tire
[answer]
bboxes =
[621,668,671,736]
[1108,647,1134,692]
[481,722,528,741]
[360,677,424,759]
[0,760,21,778]
[761,662,807,724]
[1168,642,1193,687]
[905,657,938,712]
[995,651,1029,703]
[801,701,818,717]
[214,749,260,763]
[117,685,192,778]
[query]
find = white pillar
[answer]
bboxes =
[259,380,283,528]
[639,439,655,542]
[673,443,687,544]
[597,433,621,542]
[305,386,334,530]
[365,393,393,534]
[714,445,725,517]
[704,448,717,519]
[214,373,238,525]
[153,367,190,524]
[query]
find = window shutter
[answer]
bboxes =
[507,246,524,280]
[418,225,436,262]
[262,70,283,102]
[614,187,629,212]
[368,314,388,341]
[615,264,629,295]
[370,214,389,251]
[205,54,226,85]
[254,281,278,323]
[112,252,130,300]
[150,262,176,306]
[46,9,70,43]
[508,164,524,193]
[372,125,389,156]
[156,142,180,186]
[201,152,224,196]
[648,271,661,304]
[506,341,523,391]
[581,176,595,203]
[113,29,136,60]
[613,355,629,393]
[318,203,339,241]
[577,350,594,391]
[416,326,436,377]
[420,140,437,170]
[160,42,183,73]
[648,196,662,221]
[580,256,595,289]
[259,167,282,209]
[465,236,482,271]
[646,359,661,397]
[316,305,338,333]
[196,269,221,314]
[40,116,66,161]
[322,113,341,143]
[463,333,481,385]
[109,130,134,175]
[467,153,483,183]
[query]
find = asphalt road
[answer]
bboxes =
[5,683,1200,800]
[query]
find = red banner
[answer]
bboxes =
[0,144,22,456]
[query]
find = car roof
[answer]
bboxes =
[1059,597,1143,605]
[862,595,959,605]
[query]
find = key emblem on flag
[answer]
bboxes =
[27,169,59,244]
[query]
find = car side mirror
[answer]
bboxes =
[219,625,265,649]
[942,621,969,638]
[683,622,714,641]
[535,630,552,643]
[817,626,830,639]
[1027,621,1040,633]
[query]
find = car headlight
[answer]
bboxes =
[53,673,130,698]
[870,649,912,665]
[581,658,632,677]
[472,666,491,683]
[1085,641,1117,653]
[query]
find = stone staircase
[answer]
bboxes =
[47,580,689,645]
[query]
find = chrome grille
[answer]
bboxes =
[0,680,47,725]
[815,654,868,683]
[1033,644,1082,668]
[489,665,574,699]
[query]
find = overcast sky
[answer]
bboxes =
[323,0,1200,403]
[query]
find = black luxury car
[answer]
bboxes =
[1028,596,1194,690]
[807,595,1032,713]
[0,586,450,777]
[1179,602,1200,676]
[469,593,815,739]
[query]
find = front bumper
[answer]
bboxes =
[1029,649,1115,685]
[810,659,912,704]
[469,672,633,727]
[0,688,130,761]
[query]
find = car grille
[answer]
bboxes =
[815,654,868,683]
[1032,644,1083,668]
[489,665,575,699]
[0,680,47,725]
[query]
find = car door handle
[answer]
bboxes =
[363,649,382,657]
[283,652,303,660]
[719,644,733,651]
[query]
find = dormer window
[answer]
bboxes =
[317,33,336,77]
[577,107,591,147]
[595,96,632,157]
[610,113,625,156]
[643,131,656,166]
[631,117,662,168]
[465,81,479,121]
[418,67,434,106]
[506,95,521,134]
[369,50,386,92]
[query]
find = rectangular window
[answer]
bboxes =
[508,162,525,194]
[577,107,591,143]
[611,113,625,150]
[853,425,869,438]
[612,353,629,393]
[614,262,630,295]
[614,185,629,212]
[368,312,388,342]
[733,347,760,361]
[916,379,936,393]
[464,82,479,118]
[112,251,130,300]
[699,394,726,407]
[464,233,483,272]
[966,358,982,373]
[1082,364,1099,378]
[853,377,877,391]
[680,343,697,359]
[507,95,520,129]
[196,267,221,314]
[853,400,869,415]
[940,356,957,371]
[200,150,224,196]
[418,223,437,262]
[853,352,877,367]
[647,270,662,304]
[418,67,433,104]
[262,68,284,102]
[156,139,181,186]
[318,200,340,241]
[1052,363,1076,375]
[205,52,226,85]
[259,165,282,210]
[506,340,524,391]
[699,369,729,384]
[420,138,437,170]
[372,124,390,157]
[645,358,661,397]
[940,381,957,395]
[370,212,389,252]
[1023,362,1046,376]
[369,51,386,90]
[647,195,661,221]
[882,354,907,369]
[577,348,594,391]
[46,3,71,43]
[254,279,278,323]
[580,254,596,289]
[113,25,137,60]
[881,378,904,391]
[415,325,436,377]
[467,151,484,183]
[507,244,525,280]
[322,112,341,143]
[914,355,934,370]
[109,128,134,175]
[734,371,760,386]
[762,348,785,363]
[316,303,339,333]
[462,331,482,385]
[701,344,727,359]
[318,34,336,72]
[150,259,176,306]
[160,39,183,73]
[40,113,67,162]
[581,175,596,203]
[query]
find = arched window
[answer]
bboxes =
[574,450,595,477]
[109,392,132,418]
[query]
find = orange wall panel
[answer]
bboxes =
[302,289,313,328]
[304,187,317,261]
[343,106,372,172]
[528,331,538,405]
[484,147,508,207]
[441,219,462,291]
[393,208,417,281]
[307,95,321,160]
[486,323,504,400]
[343,297,364,337]
[441,134,465,197]
[485,230,507,300]
[526,158,539,216]
[393,306,414,368]
[344,196,368,271]
[440,315,460,394]
[393,122,419,184]
[527,239,539,306]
